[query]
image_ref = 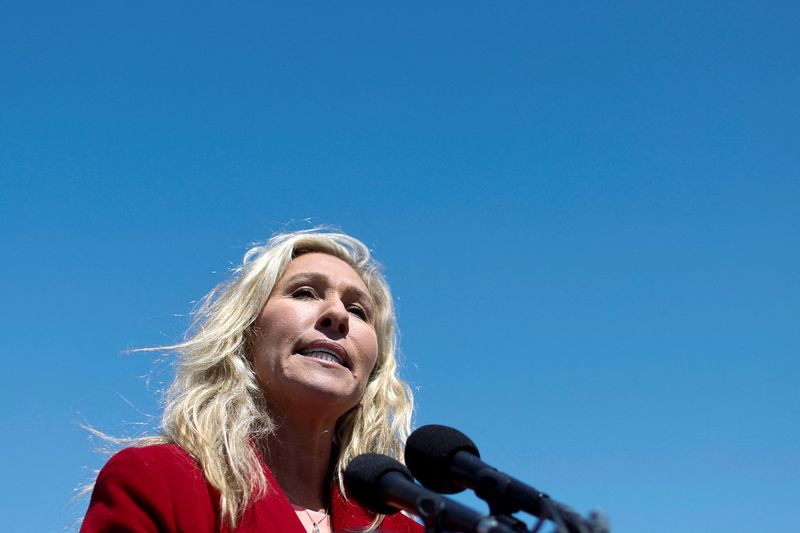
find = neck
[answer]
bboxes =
[259,411,339,512]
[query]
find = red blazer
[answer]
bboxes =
[82,444,422,533]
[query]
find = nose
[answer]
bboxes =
[316,299,349,337]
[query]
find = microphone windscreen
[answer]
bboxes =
[343,453,410,515]
[405,424,480,494]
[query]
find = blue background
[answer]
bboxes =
[1,2,798,532]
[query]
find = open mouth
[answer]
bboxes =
[298,348,347,368]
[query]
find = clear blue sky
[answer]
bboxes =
[1,2,798,532]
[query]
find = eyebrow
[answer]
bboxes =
[281,271,375,308]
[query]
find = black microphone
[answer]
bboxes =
[405,425,593,533]
[343,453,517,533]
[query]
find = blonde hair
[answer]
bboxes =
[126,230,413,526]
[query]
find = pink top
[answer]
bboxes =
[290,503,332,533]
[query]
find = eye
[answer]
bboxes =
[347,304,368,321]
[291,287,318,299]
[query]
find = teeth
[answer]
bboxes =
[300,349,343,366]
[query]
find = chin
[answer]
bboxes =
[289,381,362,412]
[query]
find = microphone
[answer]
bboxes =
[343,453,517,533]
[405,425,594,533]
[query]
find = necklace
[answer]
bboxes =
[301,507,329,533]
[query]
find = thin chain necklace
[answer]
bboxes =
[301,507,329,533]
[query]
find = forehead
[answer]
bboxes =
[280,252,369,294]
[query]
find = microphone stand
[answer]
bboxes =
[478,488,607,533]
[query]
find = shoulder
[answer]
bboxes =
[330,482,423,533]
[95,444,210,500]
[82,444,219,533]
[100,444,204,482]
[379,512,424,532]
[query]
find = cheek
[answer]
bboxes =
[258,302,308,347]
[362,331,380,375]
[251,306,301,369]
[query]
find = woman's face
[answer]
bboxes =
[251,252,379,419]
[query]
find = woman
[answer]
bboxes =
[82,230,421,532]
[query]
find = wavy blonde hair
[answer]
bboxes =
[122,229,413,527]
